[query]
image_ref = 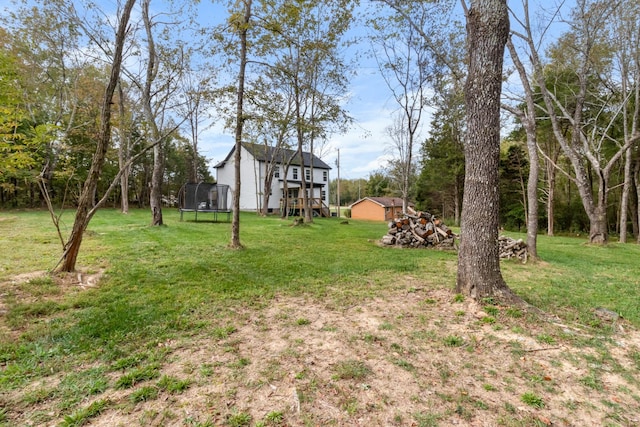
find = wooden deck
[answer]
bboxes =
[281,197,331,217]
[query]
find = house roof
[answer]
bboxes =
[214,142,332,170]
[350,197,413,208]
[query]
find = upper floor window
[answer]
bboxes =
[293,167,298,180]
[323,170,328,182]
[274,165,280,178]
[305,168,311,181]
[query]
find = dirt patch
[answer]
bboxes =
[4,281,636,427]
[0,269,104,338]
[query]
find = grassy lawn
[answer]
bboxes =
[0,209,639,426]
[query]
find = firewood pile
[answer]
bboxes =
[380,209,458,249]
[498,235,528,262]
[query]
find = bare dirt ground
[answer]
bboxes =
[2,274,640,426]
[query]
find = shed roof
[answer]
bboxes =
[350,197,413,208]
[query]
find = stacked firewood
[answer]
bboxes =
[380,209,458,249]
[498,235,528,262]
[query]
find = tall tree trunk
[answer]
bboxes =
[281,163,291,219]
[505,37,539,259]
[59,0,136,272]
[261,162,273,216]
[297,142,311,223]
[524,132,539,258]
[149,142,164,225]
[454,177,460,226]
[231,0,252,248]
[590,172,608,244]
[635,159,640,243]
[620,147,632,242]
[546,161,556,236]
[456,0,517,301]
[632,158,639,240]
[117,83,130,214]
[142,0,164,226]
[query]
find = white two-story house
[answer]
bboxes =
[214,142,332,216]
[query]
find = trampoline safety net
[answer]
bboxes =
[178,182,231,222]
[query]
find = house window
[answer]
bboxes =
[321,190,326,200]
[274,166,280,178]
[323,170,327,182]
[305,168,311,181]
[293,168,298,180]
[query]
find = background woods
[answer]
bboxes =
[1,0,639,250]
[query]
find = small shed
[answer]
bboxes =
[350,197,413,221]
[178,182,231,222]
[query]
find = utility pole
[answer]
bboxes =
[336,148,341,218]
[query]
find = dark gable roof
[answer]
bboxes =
[214,142,332,170]
[352,197,414,208]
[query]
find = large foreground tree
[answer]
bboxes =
[59,0,136,272]
[456,0,518,301]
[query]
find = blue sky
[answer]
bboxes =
[2,0,573,181]
[177,0,575,181]
[195,1,443,181]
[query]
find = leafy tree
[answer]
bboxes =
[266,0,354,223]
[371,18,431,213]
[1,2,89,207]
[503,10,542,258]
[415,90,465,223]
[328,177,367,207]
[365,171,392,198]
[523,0,640,243]
[0,45,44,200]
[499,141,528,231]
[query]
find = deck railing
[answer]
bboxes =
[280,197,331,217]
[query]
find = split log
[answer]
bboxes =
[498,235,528,263]
[381,211,458,250]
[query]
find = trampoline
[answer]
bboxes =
[177,182,231,222]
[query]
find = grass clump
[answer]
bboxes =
[157,375,191,394]
[115,365,160,389]
[130,386,159,403]
[392,358,416,372]
[263,410,284,425]
[379,322,394,331]
[226,411,252,427]
[60,398,110,427]
[333,360,372,380]
[443,335,464,347]
[580,373,604,391]
[521,392,545,408]
[484,305,500,316]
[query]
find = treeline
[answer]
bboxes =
[2,0,640,244]
[0,24,212,210]
[0,133,212,210]
[333,1,640,243]
[336,123,637,239]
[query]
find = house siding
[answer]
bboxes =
[215,144,331,212]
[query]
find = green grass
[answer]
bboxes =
[520,391,545,408]
[1,209,639,424]
[333,360,372,380]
